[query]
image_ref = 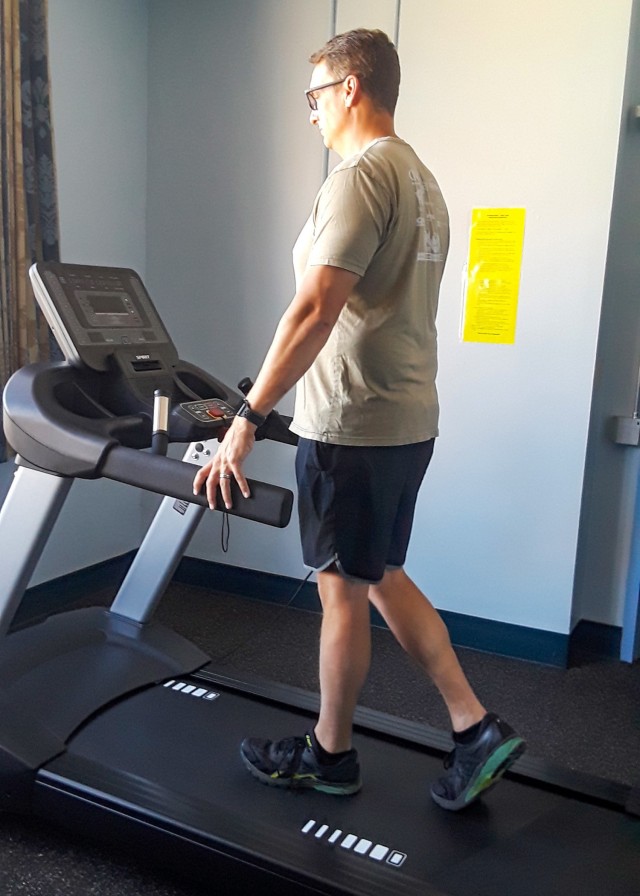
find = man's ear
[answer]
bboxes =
[344,74,360,108]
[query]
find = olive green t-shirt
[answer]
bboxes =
[290,136,449,446]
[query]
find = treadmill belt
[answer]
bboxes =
[36,676,640,896]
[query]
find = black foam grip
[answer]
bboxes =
[99,446,293,528]
[151,432,169,456]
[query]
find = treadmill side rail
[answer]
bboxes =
[0,696,66,814]
[0,607,209,813]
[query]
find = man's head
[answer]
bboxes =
[308,29,400,116]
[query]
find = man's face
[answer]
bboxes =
[307,62,347,153]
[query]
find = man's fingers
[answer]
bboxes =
[233,468,251,500]
[191,421,254,511]
[219,466,251,509]
[219,471,233,510]
[192,462,211,496]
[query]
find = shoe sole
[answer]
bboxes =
[430,736,527,812]
[240,749,362,796]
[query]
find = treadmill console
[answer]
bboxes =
[6,261,294,479]
[177,398,236,424]
[29,262,177,372]
[4,261,254,471]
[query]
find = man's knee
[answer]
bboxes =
[369,566,407,599]
[318,566,369,608]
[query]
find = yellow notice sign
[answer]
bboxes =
[462,208,526,344]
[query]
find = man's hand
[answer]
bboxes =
[192,417,256,510]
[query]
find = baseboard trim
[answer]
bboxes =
[18,553,621,668]
[173,557,618,668]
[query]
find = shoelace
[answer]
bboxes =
[270,736,307,773]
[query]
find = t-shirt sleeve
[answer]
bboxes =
[307,166,391,277]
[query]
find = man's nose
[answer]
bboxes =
[309,109,319,126]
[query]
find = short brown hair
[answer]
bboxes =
[309,29,400,115]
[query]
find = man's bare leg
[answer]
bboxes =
[238,566,365,792]
[368,567,486,732]
[314,566,371,753]
[240,563,523,806]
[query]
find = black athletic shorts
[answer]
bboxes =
[295,438,435,584]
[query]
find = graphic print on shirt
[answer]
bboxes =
[409,170,444,263]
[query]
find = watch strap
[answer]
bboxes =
[236,399,266,427]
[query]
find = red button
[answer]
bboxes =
[206,407,225,418]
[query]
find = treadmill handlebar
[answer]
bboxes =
[3,362,151,478]
[99,444,293,528]
[237,377,298,447]
[4,362,293,528]
[255,409,298,446]
[4,359,297,477]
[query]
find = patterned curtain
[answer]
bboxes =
[0,0,60,462]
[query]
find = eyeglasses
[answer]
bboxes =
[304,77,347,111]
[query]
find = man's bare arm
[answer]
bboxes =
[193,264,359,509]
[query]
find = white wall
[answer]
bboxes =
[144,0,333,578]
[10,0,632,635]
[22,0,150,585]
[49,0,149,268]
[395,0,632,631]
[145,0,632,634]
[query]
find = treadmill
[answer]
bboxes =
[0,261,638,896]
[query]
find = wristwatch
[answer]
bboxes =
[235,399,266,427]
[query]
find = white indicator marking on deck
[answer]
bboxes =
[341,834,358,850]
[299,819,406,868]
[163,682,219,702]
[354,839,372,856]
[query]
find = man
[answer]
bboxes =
[193,28,525,811]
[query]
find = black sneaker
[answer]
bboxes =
[430,713,526,811]
[240,732,362,795]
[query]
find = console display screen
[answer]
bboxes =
[76,289,144,328]
[85,292,130,316]
[31,262,177,371]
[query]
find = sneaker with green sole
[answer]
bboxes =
[240,732,362,795]
[430,713,526,811]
